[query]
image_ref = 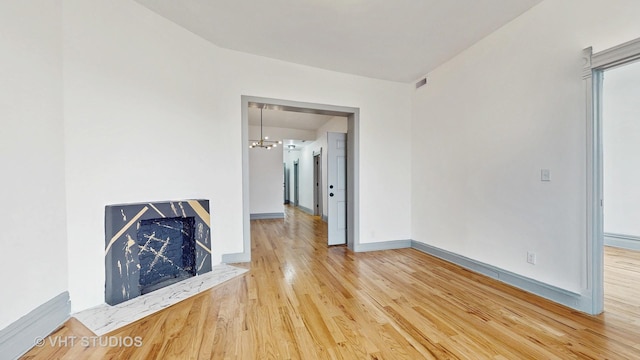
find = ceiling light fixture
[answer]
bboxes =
[249,107,282,150]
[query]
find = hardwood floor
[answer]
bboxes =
[23,206,640,359]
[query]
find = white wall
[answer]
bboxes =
[411,0,640,294]
[249,146,283,215]
[64,0,412,311]
[0,1,68,329]
[250,125,316,214]
[64,0,230,311]
[248,125,308,215]
[603,61,640,236]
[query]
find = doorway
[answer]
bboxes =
[602,60,640,249]
[284,164,290,205]
[313,153,322,217]
[293,160,299,206]
[585,37,640,315]
[232,96,360,264]
[600,58,640,314]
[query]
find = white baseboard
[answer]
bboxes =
[0,291,70,360]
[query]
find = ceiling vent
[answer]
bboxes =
[415,77,427,89]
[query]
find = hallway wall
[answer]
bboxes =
[603,61,640,238]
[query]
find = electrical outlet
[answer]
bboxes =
[527,251,537,265]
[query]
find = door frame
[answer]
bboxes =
[293,160,299,206]
[583,37,640,315]
[313,152,323,217]
[229,95,359,263]
[283,164,289,205]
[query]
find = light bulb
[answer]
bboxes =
[265,136,269,140]
[278,140,282,144]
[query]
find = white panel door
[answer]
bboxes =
[327,132,347,245]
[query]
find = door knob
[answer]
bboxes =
[330,193,334,197]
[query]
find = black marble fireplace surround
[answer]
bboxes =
[105,200,212,305]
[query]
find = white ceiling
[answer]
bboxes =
[282,139,312,151]
[249,107,336,131]
[134,0,542,82]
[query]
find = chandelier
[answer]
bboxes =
[250,107,282,150]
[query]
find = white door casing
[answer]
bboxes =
[313,153,322,216]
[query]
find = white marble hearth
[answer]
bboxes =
[74,264,247,336]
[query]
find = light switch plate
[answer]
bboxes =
[541,169,550,182]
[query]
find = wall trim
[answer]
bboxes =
[591,37,640,69]
[250,212,285,220]
[221,252,251,264]
[297,205,315,216]
[0,291,70,360]
[353,239,411,252]
[604,233,640,251]
[584,37,640,315]
[410,241,591,313]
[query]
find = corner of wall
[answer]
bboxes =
[0,292,71,360]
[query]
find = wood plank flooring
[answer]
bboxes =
[22,206,640,359]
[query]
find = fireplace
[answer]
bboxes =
[104,200,212,305]
[137,217,196,294]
